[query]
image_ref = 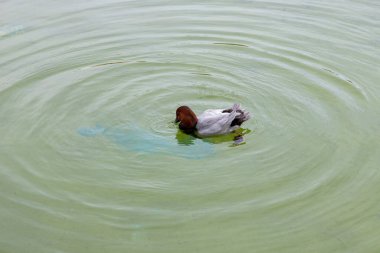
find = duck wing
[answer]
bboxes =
[196,104,240,136]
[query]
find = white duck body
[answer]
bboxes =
[195,104,250,137]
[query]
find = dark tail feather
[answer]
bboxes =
[231,110,250,127]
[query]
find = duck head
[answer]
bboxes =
[175,106,198,134]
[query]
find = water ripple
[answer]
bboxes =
[1,0,380,252]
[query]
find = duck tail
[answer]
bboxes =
[232,103,240,112]
[231,103,250,126]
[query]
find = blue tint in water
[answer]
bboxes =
[77,124,105,137]
[77,124,214,159]
[0,24,25,37]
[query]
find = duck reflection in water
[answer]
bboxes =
[175,128,250,147]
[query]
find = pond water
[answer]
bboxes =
[1,0,380,252]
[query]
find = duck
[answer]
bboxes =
[175,103,250,137]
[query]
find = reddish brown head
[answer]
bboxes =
[175,106,198,134]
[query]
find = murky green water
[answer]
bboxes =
[1,0,380,252]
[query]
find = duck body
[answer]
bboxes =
[176,104,250,137]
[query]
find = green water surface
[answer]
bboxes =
[1,0,380,252]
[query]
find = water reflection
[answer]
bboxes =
[78,124,250,159]
[175,128,251,146]
[175,130,197,146]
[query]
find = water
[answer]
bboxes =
[1,0,380,252]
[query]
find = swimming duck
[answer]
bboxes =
[175,103,250,137]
